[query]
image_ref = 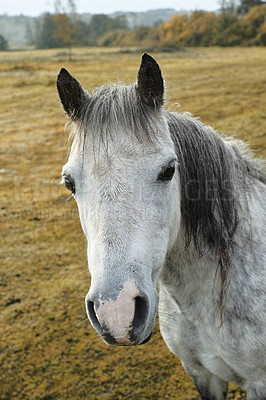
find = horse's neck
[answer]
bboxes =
[160,230,220,311]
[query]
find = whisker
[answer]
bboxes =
[75,317,89,327]
[64,195,73,203]
[75,268,89,276]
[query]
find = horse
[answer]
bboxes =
[57,53,266,400]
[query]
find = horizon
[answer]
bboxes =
[0,0,220,17]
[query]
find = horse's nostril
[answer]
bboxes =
[133,296,148,330]
[86,300,118,345]
[86,300,101,332]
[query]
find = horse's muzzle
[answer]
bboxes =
[85,280,151,346]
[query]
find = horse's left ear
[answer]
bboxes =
[57,68,88,120]
[136,53,164,108]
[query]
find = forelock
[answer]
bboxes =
[78,83,163,145]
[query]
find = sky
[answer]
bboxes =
[0,0,220,16]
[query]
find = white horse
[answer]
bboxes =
[57,54,266,399]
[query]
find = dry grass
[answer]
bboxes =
[0,46,265,400]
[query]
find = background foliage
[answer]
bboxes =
[31,2,266,49]
[32,0,266,48]
[0,0,265,49]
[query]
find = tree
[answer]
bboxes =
[53,0,79,58]
[243,4,266,42]
[159,14,190,47]
[25,21,35,46]
[98,29,129,46]
[86,14,128,44]
[218,0,239,15]
[189,11,218,46]
[257,18,266,44]
[238,0,264,14]
[35,13,61,49]
[0,34,8,51]
[214,12,239,45]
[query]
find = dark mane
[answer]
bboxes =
[166,111,265,251]
[166,110,265,314]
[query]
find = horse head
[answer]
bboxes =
[57,54,180,345]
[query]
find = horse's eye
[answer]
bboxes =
[64,177,75,194]
[158,161,176,181]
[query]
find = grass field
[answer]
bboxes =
[0,46,266,400]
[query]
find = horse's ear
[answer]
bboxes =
[136,53,164,108]
[57,68,88,120]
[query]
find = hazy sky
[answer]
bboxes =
[1,0,220,16]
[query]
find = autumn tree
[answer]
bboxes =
[159,14,189,47]
[188,11,218,46]
[53,0,79,58]
[243,4,266,43]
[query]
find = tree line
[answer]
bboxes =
[155,4,266,47]
[28,13,128,49]
[100,2,266,47]
[0,0,265,50]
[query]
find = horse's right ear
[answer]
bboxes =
[57,68,88,120]
[136,53,164,108]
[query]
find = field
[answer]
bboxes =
[0,46,265,400]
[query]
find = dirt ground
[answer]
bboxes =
[1,46,265,400]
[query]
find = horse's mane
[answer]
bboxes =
[166,110,265,315]
[167,111,265,254]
